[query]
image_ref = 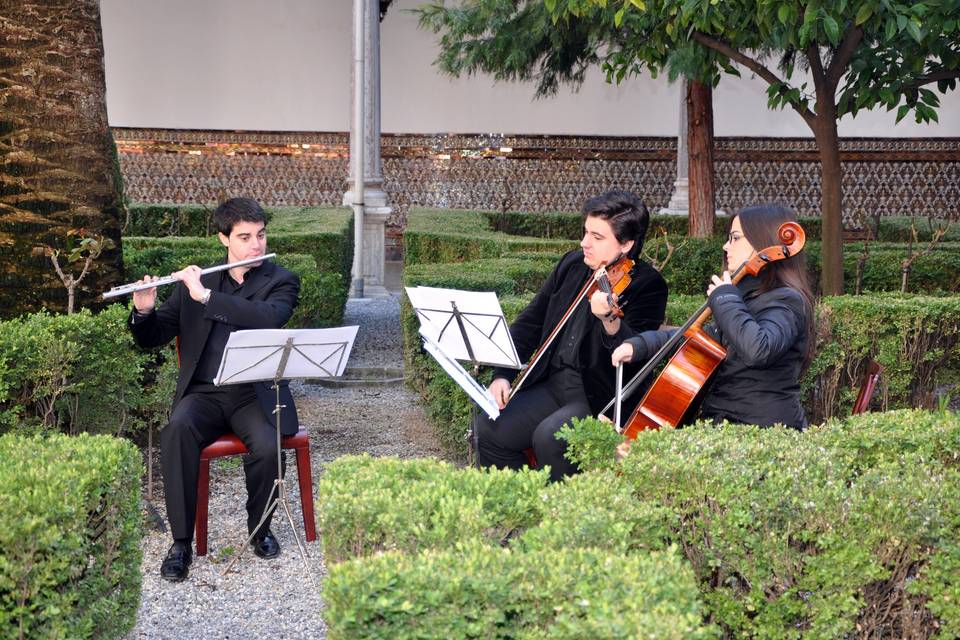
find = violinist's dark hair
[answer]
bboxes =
[581,190,650,259]
[213,197,268,236]
[734,203,816,370]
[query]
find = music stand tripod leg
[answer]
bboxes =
[221,371,314,585]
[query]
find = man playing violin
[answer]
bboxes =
[473,190,668,482]
[128,197,300,582]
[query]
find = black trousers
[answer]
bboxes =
[161,383,285,541]
[473,367,590,483]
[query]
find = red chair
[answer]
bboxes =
[851,360,883,415]
[523,448,538,468]
[194,429,317,556]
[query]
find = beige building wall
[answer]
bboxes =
[100,0,959,137]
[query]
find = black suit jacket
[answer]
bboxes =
[129,260,302,436]
[492,249,668,414]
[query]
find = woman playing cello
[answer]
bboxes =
[611,204,815,430]
[474,190,668,482]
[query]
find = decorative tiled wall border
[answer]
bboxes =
[113,128,960,230]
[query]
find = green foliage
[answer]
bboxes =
[325,544,713,640]
[554,416,622,473]
[125,204,223,237]
[806,294,960,421]
[319,411,960,637]
[0,305,150,436]
[406,209,960,296]
[317,455,548,563]
[612,411,960,638]
[404,208,573,266]
[516,470,675,555]
[416,0,603,98]
[404,256,558,297]
[0,433,142,639]
[278,254,347,329]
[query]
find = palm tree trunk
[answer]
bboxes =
[0,0,125,318]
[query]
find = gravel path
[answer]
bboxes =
[127,295,448,639]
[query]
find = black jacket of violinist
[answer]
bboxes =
[475,248,668,481]
[625,275,809,429]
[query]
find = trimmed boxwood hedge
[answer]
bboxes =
[405,209,960,295]
[0,305,151,436]
[479,208,954,244]
[324,544,713,640]
[318,409,960,639]
[0,433,142,640]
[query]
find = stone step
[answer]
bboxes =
[302,366,405,388]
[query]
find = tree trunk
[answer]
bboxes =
[0,0,125,318]
[812,108,845,296]
[687,80,716,238]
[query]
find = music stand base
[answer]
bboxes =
[221,378,315,586]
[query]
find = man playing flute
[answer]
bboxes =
[129,197,301,582]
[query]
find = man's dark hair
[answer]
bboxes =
[213,197,268,236]
[581,190,650,259]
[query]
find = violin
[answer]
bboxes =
[608,221,806,438]
[508,253,634,402]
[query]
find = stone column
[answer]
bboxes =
[660,78,690,216]
[344,0,391,297]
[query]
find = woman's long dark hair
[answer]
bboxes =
[735,204,817,370]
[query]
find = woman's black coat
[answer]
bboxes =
[626,276,809,429]
[492,249,668,415]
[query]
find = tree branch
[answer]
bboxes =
[691,31,817,126]
[826,26,863,89]
[903,69,960,90]
[807,42,827,93]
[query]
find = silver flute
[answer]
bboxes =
[102,253,277,299]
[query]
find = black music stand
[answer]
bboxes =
[213,326,358,580]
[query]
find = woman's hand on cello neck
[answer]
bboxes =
[707,270,734,297]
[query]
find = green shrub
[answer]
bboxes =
[124,203,224,237]
[404,208,574,266]
[406,209,960,295]
[317,411,960,638]
[0,305,149,436]
[610,411,960,639]
[324,544,715,640]
[277,254,346,329]
[317,455,548,564]
[0,433,142,639]
[806,293,960,421]
[403,256,557,298]
[516,470,675,556]
[874,216,960,242]
[482,209,823,241]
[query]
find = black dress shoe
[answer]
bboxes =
[251,529,281,559]
[160,541,192,582]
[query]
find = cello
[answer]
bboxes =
[605,221,806,439]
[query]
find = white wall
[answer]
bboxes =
[101,0,959,137]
